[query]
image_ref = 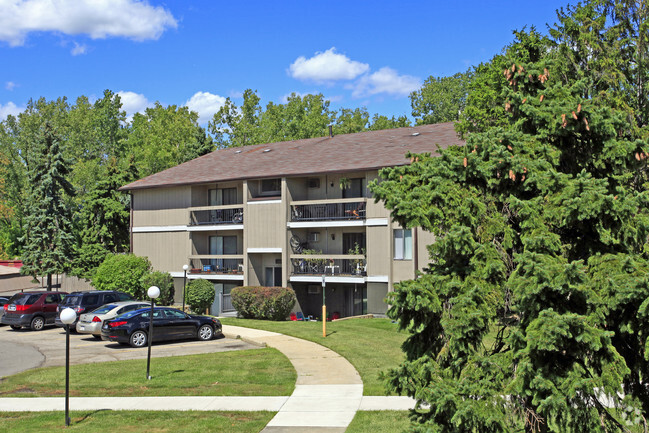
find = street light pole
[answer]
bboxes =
[60,308,77,427]
[322,274,326,337]
[146,286,160,380]
[182,264,189,312]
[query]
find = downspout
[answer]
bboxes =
[129,194,134,253]
[413,227,418,279]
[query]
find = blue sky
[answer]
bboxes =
[1,0,572,126]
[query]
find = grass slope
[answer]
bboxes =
[220,317,406,395]
[0,349,295,397]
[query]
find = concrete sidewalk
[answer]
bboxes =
[0,325,417,431]
[0,395,417,412]
[224,325,364,432]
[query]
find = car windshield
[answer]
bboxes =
[91,304,118,315]
[116,309,145,320]
[9,294,40,305]
[61,295,81,305]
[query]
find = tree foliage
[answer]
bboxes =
[371,2,649,432]
[186,279,215,314]
[140,271,175,306]
[410,70,472,125]
[91,254,152,300]
[208,89,410,147]
[126,102,213,177]
[20,121,76,289]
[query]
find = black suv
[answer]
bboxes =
[55,290,134,328]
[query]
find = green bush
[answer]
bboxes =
[140,271,174,305]
[91,254,151,299]
[231,286,296,321]
[186,279,215,314]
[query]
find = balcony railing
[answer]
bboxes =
[189,206,243,226]
[188,256,244,275]
[290,200,366,222]
[290,256,366,276]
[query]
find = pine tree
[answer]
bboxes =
[372,2,649,432]
[21,122,76,289]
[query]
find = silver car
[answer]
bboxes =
[76,301,150,339]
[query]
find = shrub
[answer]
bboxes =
[140,271,174,305]
[91,254,151,299]
[186,279,215,314]
[230,286,296,321]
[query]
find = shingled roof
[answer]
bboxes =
[120,122,463,191]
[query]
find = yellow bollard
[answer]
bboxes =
[322,305,327,337]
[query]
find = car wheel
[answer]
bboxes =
[197,324,213,341]
[130,330,147,348]
[92,334,102,340]
[30,316,45,331]
[10,325,21,330]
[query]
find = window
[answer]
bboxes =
[265,267,282,286]
[393,229,412,260]
[260,178,281,195]
[209,187,238,206]
[342,178,365,198]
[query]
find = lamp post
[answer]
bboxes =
[182,264,189,312]
[60,307,77,427]
[321,274,326,337]
[146,286,160,380]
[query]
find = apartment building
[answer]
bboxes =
[120,122,463,318]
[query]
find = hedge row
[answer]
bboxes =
[230,286,296,321]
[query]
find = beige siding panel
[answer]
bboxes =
[366,226,390,276]
[133,232,189,273]
[392,259,414,284]
[417,229,436,272]
[246,202,284,249]
[132,187,191,227]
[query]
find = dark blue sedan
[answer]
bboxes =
[101,307,222,348]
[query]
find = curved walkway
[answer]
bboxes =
[0,325,416,432]
[225,325,363,432]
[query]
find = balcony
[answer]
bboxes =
[189,206,243,226]
[290,199,366,222]
[188,256,244,276]
[290,255,366,276]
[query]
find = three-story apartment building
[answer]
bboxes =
[120,122,463,318]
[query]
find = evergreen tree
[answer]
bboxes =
[371,2,649,432]
[21,122,75,289]
[72,157,134,279]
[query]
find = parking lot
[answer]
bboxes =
[0,325,260,378]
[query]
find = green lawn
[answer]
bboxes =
[0,411,274,432]
[0,348,295,397]
[220,317,407,395]
[347,411,413,433]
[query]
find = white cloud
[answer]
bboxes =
[0,101,24,120]
[0,0,177,47]
[5,81,17,90]
[70,41,87,55]
[117,91,152,120]
[351,67,421,98]
[289,47,369,83]
[185,91,227,125]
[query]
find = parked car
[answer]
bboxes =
[1,291,68,330]
[76,301,150,339]
[0,296,10,324]
[55,290,134,328]
[101,307,222,348]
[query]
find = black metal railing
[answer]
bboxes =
[188,258,244,275]
[189,208,244,226]
[290,202,366,222]
[291,258,366,276]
